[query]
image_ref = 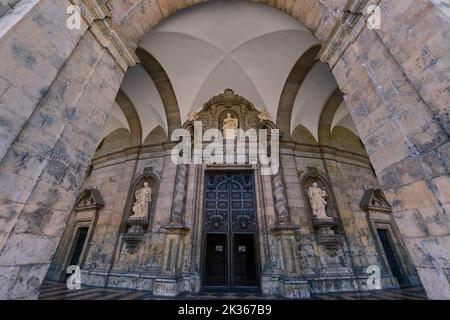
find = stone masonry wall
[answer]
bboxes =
[0,0,448,299]
[331,1,450,299]
[52,139,403,295]
[108,1,450,298]
[74,147,179,289]
[0,1,125,299]
[288,147,395,291]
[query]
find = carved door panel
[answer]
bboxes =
[203,172,259,291]
[233,234,257,287]
[205,234,228,286]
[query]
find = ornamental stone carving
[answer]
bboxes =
[170,164,189,225]
[187,111,199,122]
[272,173,291,224]
[257,109,271,123]
[74,188,105,211]
[192,89,272,133]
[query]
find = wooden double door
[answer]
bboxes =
[202,172,259,291]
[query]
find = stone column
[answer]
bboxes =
[272,172,291,225]
[269,153,309,298]
[321,1,450,299]
[169,164,189,225]
[154,164,190,296]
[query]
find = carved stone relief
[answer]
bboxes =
[74,188,105,211]
[272,173,291,224]
[192,89,271,133]
[170,164,189,225]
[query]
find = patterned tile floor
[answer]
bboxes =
[38,281,428,300]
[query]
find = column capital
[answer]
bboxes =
[81,0,139,72]
[319,0,369,67]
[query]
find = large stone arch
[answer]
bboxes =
[318,89,344,147]
[115,89,143,147]
[93,89,143,157]
[276,45,321,138]
[135,48,182,136]
[318,89,367,156]
[110,0,340,49]
[0,0,448,299]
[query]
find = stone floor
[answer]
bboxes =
[38,281,428,300]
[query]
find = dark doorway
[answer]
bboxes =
[69,227,89,266]
[233,234,257,287]
[203,171,260,292]
[377,228,406,286]
[205,234,228,287]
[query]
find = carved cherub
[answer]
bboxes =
[257,108,271,123]
[187,111,199,122]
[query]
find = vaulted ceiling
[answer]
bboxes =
[100,1,358,146]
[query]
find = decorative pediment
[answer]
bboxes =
[188,89,273,132]
[203,88,254,110]
[74,188,105,211]
[360,188,392,212]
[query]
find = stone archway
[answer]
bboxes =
[0,0,448,299]
[135,48,181,136]
[115,89,143,147]
[276,44,321,138]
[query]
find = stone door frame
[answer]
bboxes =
[194,165,266,292]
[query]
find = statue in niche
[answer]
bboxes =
[131,182,152,219]
[222,113,238,140]
[308,183,329,219]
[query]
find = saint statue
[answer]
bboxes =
[132,182,152,219]
[223,113,238,140]
[308,183,329,218]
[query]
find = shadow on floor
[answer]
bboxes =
[38,280,428,300]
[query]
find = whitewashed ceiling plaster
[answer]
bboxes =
[139,0,317,123]
[331,101,358,134]
[120,64,167,141]
[100,101,130,143]
[103,0,357,144]
[291,62,338,141]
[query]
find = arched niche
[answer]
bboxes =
[123,167,161,231]
[299,167,341,234]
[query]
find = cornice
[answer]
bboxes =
[319,0,375,68]
[80,0,139,72]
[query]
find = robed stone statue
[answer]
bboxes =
[308,182,329,219]
[132,182,152,218]
[223,113,238,140]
